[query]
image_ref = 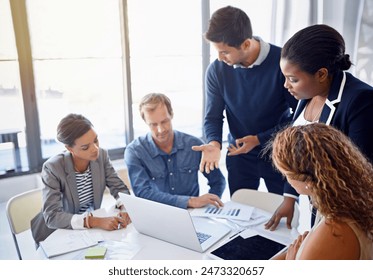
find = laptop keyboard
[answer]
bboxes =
[196,232,212,244]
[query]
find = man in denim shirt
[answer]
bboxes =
[124,93,226,209]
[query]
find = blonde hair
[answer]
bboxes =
[270,123,373,238]
[139,93,173,121]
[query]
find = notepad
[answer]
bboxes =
[40,229,98,258]
[85,246,107,259]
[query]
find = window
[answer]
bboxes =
[0,0,27,174]
[26,0,127,159]
[127,0,204,138]
[2,0,372,178]
[355,0,373,85]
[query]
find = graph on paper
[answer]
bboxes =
[204,206,241,217]
[191,201,254,221]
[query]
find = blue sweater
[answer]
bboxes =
[204,44,298,155]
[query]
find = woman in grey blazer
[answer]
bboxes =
[31,114,131,243]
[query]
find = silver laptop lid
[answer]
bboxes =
[119,193,230,252]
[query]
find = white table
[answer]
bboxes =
[36,204,298,260]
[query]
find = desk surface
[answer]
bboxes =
[36,204,298,260]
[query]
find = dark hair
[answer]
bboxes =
[57,113,93,147]
[139,93,173,121]
[281,24,352,74]
[204,6,252,48]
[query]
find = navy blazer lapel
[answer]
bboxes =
[292,71,346,125]
[321,71,346,125]
[293,100,307,121]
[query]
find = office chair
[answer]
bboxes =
[6,188,43,259]
[117,167,132,190]
[231,188,300,228]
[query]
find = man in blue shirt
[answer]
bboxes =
[192,6,298,197]
[124,93,226,209]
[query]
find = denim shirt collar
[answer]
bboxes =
[146,130,185,158]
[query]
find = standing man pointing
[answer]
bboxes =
[193,6,297,196]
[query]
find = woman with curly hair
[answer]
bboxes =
[270,123,373,259]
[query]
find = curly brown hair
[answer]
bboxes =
[270,123,373,238]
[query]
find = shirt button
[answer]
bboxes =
[170,172,173,176]
[171,187,174,190]
[152,177,155,180]
[189,170,192,173]
[168,159,171,162]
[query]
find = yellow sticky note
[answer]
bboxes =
[85,246,107,259]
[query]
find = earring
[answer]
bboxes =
[305,185,309,189]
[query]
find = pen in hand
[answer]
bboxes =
[117,213,123,230]
[116,211,131,230]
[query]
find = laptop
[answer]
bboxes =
[119,193,231,253]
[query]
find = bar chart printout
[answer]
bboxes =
[191,201,254,221]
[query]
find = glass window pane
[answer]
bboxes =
[0,0,28,174]
[128,0,203,138]
[356,0,373,85]
[27,0,122,58]
[0,0,18,59]
[26,0,126,159]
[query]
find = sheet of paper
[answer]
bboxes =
[40,229,98,258]
[242,222,300,245]
[102,240,142,260]
[190,201,254,221]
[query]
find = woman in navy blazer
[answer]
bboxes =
[31,114,131,243]
[265,24,373,231]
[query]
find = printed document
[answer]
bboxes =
[190,201,254,221]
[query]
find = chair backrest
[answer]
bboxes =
[6,188,43,259]
[231,189,299,228]
[117,167,131,190]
